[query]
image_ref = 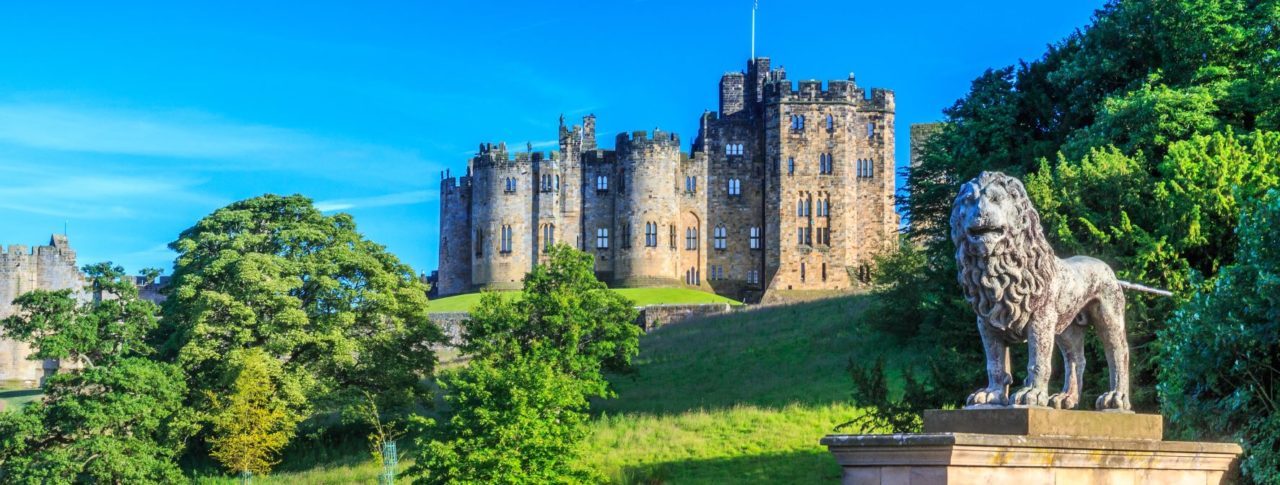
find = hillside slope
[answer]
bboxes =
[585,295,875,483]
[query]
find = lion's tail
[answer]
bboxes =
[1118,280,1174,297]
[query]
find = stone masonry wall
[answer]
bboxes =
[0,235,88,383]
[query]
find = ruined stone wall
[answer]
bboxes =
[614,130,682,287]
[0,236,87,383]
[437,174,473,297]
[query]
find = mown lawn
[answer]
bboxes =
[428,287,742,313]
[191,295,883,484]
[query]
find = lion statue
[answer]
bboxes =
[950,171,1140,411]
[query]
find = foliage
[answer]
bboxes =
[160,194,443,428]
[3,262,159,367]
[206,348,301,476]
[864,0,1280,414]
[410,245,640,484]
[0,262,193,483]
[1159,192,1280,483]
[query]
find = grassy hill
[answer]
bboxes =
[428,287,742,313]
[196,294,881,484]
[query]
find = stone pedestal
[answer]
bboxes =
[821,408,1241,484]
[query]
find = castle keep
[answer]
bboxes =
[438,58,898,302]
[0,235,89,383]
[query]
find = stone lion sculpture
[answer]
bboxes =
[950,171,1153,412]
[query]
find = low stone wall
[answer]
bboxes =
[635,303,734,331]
[429,312,469,348]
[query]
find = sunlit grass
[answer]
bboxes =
[428,287,741,313]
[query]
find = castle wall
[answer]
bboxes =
[581,150,619,280]
[0,236,87,383]
[614,130,682,287]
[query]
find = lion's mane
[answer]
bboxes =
[950,172,1058,339]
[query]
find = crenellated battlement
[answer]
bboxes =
[616,130,681,151]
[763,76,894,109]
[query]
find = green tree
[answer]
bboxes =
[0,263,194,484]
[159,194,442,433]
[410,245,640,484]
[1159,191,1280,483]
[862,0,1280,418]
[206,348,300,477]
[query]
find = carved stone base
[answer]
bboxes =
[821,409,1241,484]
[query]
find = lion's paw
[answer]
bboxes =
[966,388,1007,407]
[1011,386,1049,407]
[1095,391,1130,411]
[1047,392,1078,410]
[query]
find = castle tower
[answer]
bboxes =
[0,236,88,383]
[468,143,532,291]
[437,169,472,297]
[614,130,682,287]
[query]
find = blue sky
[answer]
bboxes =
[0,1,1104,276]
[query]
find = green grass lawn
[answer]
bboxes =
[191,294,882,484]
[0,381,42,412]
[428,287,741,313]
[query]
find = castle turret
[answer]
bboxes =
[614,130,682,287]
[0,236,87,383]
[437,170,472,297]
[469,143,533,291]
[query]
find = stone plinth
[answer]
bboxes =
[822,409,1242,484]
[924,408,1163,441]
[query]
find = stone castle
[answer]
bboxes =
[437,57,898,302]
[0,235,89,383]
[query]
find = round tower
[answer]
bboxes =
[614,130,682,287]
[469,143,530,291]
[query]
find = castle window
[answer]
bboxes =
[747,269,760,285]
[500,225,513,254]
[686,267,700,285]
[806,227,813,245]
[475,230,484,257]
[555,175,560,191]
[726,143,744,156]
[596,228,609,249]
[822,263,828,282]
[727,178,741,196]
[645,222,658,247]
[685,227,698,250]
[596,175,608,192]
[826,114,834,130]
[797,227,805,245]
[713,226,727,250]
[819,153,834,175]
[801,263,806,282]
[504,177,517,193]
[669,225,676,249]
[817,227,831,246]
[685,176,697,193]
[857,159,875,178]
[621,225,631,248]
[790,115,806,131]
[867,122,876,138]
[788,157,795,175]
[749,226,761,249]
[542,224,555,250]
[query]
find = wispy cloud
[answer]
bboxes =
[0,171,220,219]
[0,102,444,181]
[315,190,436,212]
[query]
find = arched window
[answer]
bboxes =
[669,225,676,249]
[543,224,555,250]
[645,222,658,247]
[728,178,741,196]
[713,226,727,250]
[685,227,698,250]
[500,225,513,253]
[826,114,834,130]
[596,175,608,192]
[749,226,761,249]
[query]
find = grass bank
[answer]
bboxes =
[428,287,742,313]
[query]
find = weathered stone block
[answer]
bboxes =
[924,408,1162,441]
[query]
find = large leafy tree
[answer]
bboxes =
[0,263,195,484]
[159,194,442,440]
[1159,192,1280,482]
[410,245,640,484]
[863,0,1279,420]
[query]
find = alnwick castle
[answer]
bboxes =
[437,57,900,302]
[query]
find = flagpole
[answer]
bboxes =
[751,1,756,60]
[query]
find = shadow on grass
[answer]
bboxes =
[613,449,840,485]
[0,389,42,399]
[595,295,884,417]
